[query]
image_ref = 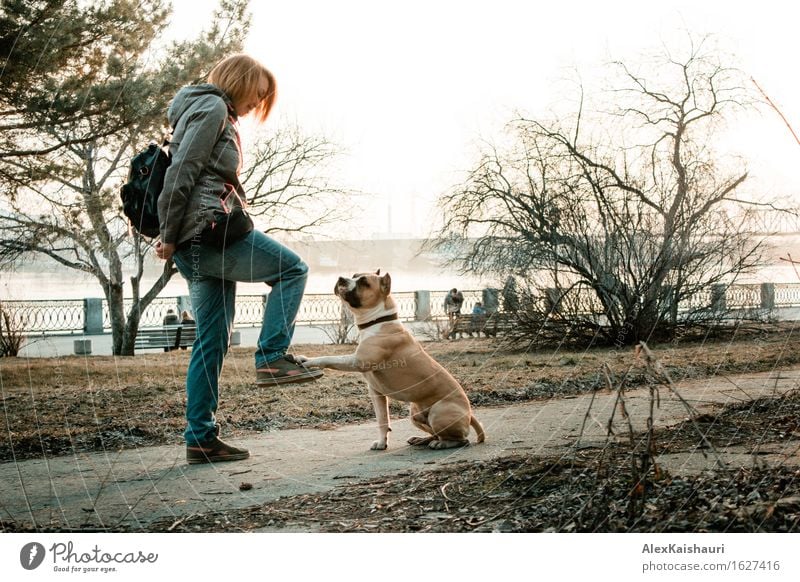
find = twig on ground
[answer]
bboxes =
[440,483,452,512]
[112,457,180,529]
[0,499,19,529]
[88,451,124,525]
[638,342,728,471]
[167,513,196,532]
[608,368,646,522]
[574,380,601,448]
[719,373,754,400]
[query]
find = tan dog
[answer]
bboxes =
[298,271,485,450]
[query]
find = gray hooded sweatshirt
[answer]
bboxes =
[158,83,247,246]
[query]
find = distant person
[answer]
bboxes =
[444,288,465,325]
[178,310,195,350]
[502,275,519,312]
[161,309,180,352]
[163,309,179,326]
[154,53,322,466]
[470,302,486,336]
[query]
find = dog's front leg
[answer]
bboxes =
[296,354,364,372]
[366,375,390,451]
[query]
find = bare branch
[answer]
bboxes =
[432,35,767,346]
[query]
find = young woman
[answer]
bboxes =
[155,54,322,464]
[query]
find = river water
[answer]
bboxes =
[2,235,799,300]
[0,268,490,300]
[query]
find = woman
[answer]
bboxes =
[156,54,322,465]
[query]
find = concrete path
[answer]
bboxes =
[1,368,798,531]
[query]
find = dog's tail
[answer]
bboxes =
[470,415,486,443]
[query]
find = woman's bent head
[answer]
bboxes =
[208,54,277,122]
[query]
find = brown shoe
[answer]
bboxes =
[186,436,250,464]
[256,354,324,386]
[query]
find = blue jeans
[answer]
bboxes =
[172,230,309,445]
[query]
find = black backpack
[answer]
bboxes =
[120,141,170,238]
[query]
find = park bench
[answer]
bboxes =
[134,324,196,352]
[448,312,515,339]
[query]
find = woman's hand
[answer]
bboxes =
[155,241,175,261]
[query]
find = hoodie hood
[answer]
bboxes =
[167,83,236,128]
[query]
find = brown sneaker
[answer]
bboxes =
[186,436,250,464]
[256,354,324,386]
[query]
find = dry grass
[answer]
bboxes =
[146,452,800,533]
[2,325,800,462]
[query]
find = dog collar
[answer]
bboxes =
[357,313,399,330]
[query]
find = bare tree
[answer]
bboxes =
[435,37,769,345]
[0,301,25,356]
[0,2,350,355]
[0,0,249,355]
[242,125,351,234]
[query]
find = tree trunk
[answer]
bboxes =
[106,282,126,355]
[120,257,177,355]
[121,309,142,357]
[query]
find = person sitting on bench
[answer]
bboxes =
[161,309,180,351]
[163,309,179,326]
[179,310,195,350]
[470,302,487,336]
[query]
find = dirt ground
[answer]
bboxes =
[1,326,799,532]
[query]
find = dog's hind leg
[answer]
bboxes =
[428,438,469,450]
[407,403,437,446]
[408,436,437,446]
[427,400,470,449]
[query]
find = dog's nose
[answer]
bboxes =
[336,277,349,287]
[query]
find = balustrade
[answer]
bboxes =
[3,283,800,335]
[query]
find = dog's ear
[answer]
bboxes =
[380,272,391,295]
[375,269,381,276]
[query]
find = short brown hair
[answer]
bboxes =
[208,54,277,123]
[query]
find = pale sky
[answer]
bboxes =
[169,0,800,239]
